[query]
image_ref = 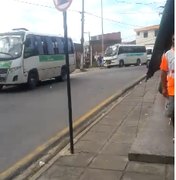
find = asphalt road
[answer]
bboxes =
[0,65,147,172]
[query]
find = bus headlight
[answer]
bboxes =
[9,66,21,73]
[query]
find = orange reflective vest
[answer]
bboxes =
[160,49,175,96]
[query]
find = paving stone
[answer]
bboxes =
[74,140,103,153]
[110,132,136,144]
[55,152,95,167]
[122,120,139,127]
[101,142,131,156]
[37,166,84,180]
[112,105,135,112]
[121,97,143,103]
[104,111,128,121]
[90,154,128,171]
[127,90,145,97]
[89,124,116,133]
[81,131,110,143]
[79,168,122,180]
[117,125,138,135]
[143,91,156,103]
[126,161,165,176]
[166,165,174,180]
[99,117,122,126]
[122,172,165,180]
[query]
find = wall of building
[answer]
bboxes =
[136,30,157,46]
[136,29,158,45]
[90,32,122,56]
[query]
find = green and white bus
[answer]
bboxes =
[0,29,75,90]
[103,44,147,68]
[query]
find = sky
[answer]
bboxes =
[0,0,166,43]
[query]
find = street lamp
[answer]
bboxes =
[84,32,92,67]
[80,0,85,70]
[101,0,104,57]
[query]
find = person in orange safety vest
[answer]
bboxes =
[160,35,174,126]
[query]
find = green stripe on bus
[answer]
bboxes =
[126,53,144,56]
[39,55,65,62]
[0,61,12,68]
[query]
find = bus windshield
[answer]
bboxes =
[104,45,118,57]
[0,32,24,60]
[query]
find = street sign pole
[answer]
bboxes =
[63,11,74,154]
[53,0,74,154]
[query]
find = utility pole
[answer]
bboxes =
[101,0,104,57]
[80,0,85,70]
[84,32,91,67]
[88,32,92,67]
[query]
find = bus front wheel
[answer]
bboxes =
[56,67,67,82]
[136,59,141,66]
[119,60,124,67]
[60,67,67,81]
[27,71,38,89]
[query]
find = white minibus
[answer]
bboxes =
[0,29,75,90]
[103,44,147,68]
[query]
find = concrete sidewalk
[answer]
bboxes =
[29,73,174,180]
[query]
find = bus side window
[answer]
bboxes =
[56,37,64,54]
[125,46,131,53]
[68,38,74,54]
[36,36,44,55]
[41,36,48,55]
[137,46,141,52]
[45,37,54,55]
[133,46,136,52]
[141,46,146,52]
[24,35,38,58]
[137,46,145,53]
[52,37,59,54]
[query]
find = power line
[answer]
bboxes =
[12,0,147,28]
[113,0,166,15]
[13,0,54,9]
[114,0,166,6]
[84,11,142,27]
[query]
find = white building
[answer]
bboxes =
[134,25,159,48]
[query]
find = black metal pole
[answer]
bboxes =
[63,11,74,154]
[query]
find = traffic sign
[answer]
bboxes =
[53,0,72,11]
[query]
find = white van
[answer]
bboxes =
[103,44,147,68]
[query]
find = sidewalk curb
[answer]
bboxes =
[0,74,146,180]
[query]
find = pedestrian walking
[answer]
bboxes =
[160,35,174,128]
[97,55,103,67]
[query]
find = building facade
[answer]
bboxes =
[134,25,159,47]
[90,32,122,56]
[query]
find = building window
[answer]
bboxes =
[137,32,140,36]
[143,32,148,38]
[155,30,159,37]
